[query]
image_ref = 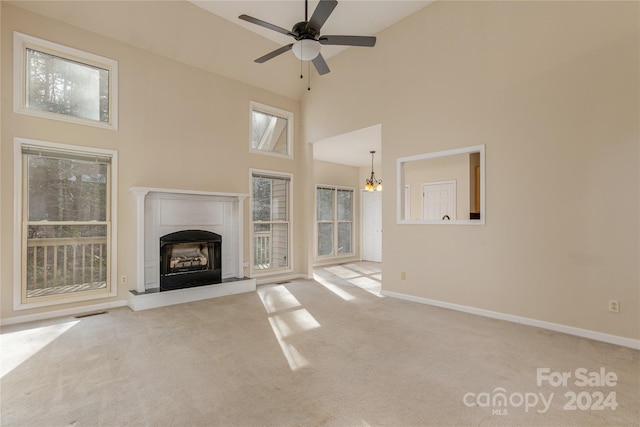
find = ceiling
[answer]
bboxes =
[191,1,432,60]
[10,0,433,167]
[190,0,428,167]
[312,124,381,168]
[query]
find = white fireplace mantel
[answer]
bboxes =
[130,187,249,296]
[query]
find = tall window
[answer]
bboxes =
[249,101,293,158]
[14,32,118,129]
[251,171,292,274]
[15,139,117,308]
[316,186,354,257]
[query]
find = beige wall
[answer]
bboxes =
[314,159,360,189]
[1,4,310,320]
[303,1,640,340]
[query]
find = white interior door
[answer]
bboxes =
[361,191,382,262]
[422,181,456,221]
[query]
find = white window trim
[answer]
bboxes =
[13,137,119,311]
[315,184,356,260]
[13,32,119,130]
[249,169,294,277]
[249,101,293,159]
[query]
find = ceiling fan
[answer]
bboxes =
[239,0,376,76]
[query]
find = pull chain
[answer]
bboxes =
[307,61,311,91]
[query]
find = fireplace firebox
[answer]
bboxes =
[159,230,222,291]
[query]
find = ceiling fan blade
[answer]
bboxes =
[307,0,338,32]
[312,53,330,75]
[319,35,376,47]
[255,44,294,63]
[239,14,295,38]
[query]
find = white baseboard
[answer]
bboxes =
[1,300,128,326]
[381,290,640,350]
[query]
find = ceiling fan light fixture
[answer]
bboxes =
[239,0,375,76]
[292,39,321,61]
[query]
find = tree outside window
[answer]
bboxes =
[251,172,291,273]
[20,143,114,303]
[14,32,118,129]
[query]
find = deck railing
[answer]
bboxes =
[26,236,108,293]
[253,231,271,270]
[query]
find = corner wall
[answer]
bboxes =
[302,1,640,341]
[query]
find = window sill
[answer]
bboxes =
[14,287,117,311]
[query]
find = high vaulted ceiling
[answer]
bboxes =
[191,1,432,60]
[9,0,433,167]
[10,0,432,101]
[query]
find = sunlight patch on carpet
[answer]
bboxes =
[257,285,302,314]
[1,320,79,378]
[266,321,310,371]
[325,265,360,279]
[313,273,356,301]
[348,277,384,298]
[343,263,379,275]
[270,309,321,339]
[258,285,322,371]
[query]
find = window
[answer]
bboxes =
[316,186,354,257]
[251,171,292,274]
[14,138,118,309]
[14,32,118,129]
[249,101,293,158]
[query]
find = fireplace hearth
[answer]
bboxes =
[160,230,221,291]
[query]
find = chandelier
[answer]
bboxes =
[364,151,382,192]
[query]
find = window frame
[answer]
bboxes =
[315,185,355,259]
[13,137,118,311]
[249,101,294,159]
[13,31,119,130]
[249,169,294,277]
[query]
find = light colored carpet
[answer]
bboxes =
[1,262,639,426]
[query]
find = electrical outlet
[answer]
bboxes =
[120,275,127,285]
[401,272,406,280]
[609,300,620,313]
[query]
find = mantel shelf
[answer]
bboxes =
[130,187,248,200]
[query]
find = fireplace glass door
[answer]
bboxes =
[159,230,221,291]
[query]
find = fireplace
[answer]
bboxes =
[159,230,222,291]
[128,187,256,311]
